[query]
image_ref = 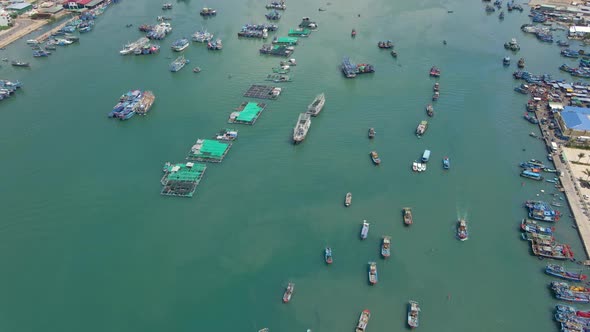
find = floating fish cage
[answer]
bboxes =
[160,162,207,198]
[186,139,232,163]
[228,101,267,125]
[243,85,281,100]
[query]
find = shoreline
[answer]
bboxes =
[0,11,71,49]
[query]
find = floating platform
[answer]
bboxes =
[228,101,267,125]
[260,44,294,57]
[243,85,282,100]
[160,162,207,197]
[187,139,232,163]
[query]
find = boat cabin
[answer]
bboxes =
[421,150,431,162]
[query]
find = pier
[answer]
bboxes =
[228,101,267,125]
[35,15,78,43]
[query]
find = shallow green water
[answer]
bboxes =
[0,0,587,331]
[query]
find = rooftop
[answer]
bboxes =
[561,106,590,131]
[187,139,232,162]
[6,2,32,9]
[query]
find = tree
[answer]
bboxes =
[584,169,590,181]
[578,152,586,162]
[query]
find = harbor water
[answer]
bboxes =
[0,0,586,331]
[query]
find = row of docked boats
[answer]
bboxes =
[108,90,156,120]
[0,80,22,101]
[555,304,590,332]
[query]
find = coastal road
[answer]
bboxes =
[0,19,47,49]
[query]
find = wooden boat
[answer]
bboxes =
[381,236,391,258]
[426,104,434,117]
[408,301,420,328]
[282,282,294,303]
[360,220,369,239]
[325,247,333,264]
[355,309,370,332]
[368,127,375,139]
[368,261,378,284]
[403,207,413,225]
[546,264,587,281]
[370,151,381,165]
[531,242,574,260]
[345,192,352,207]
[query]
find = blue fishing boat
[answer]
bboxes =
[360,220,369,239]
[171,38,189,52]
[443,157,450,169]
[546,264,588,282]
[265,10,281,20]
[524,200,561,222]
[33,50,50,57]
[341,57,357,78]
[521,219,554,235]
[169,55,189,72]
[561,49,580,58]
[521,169,543,180]
[368,261,378,285]
[557,40,570,47]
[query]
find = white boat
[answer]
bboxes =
[360,220,369,239]
[26,39,39,45]
[262,28,268,39]
[306,93,325,116]
[293,113,311,143]
[412,162,418,172]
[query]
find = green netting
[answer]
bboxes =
[288,29,310,35]
[190,139,230,158]
[277,37,298,44]
[165,163,206,182]
[236,103,263,121]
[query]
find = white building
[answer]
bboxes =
[569,25,590,37]
[0,11,12,27]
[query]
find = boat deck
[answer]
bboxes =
[187,139,232,163]
[160,162,207,197]
[228,101,267,125]
[243,85,281,100]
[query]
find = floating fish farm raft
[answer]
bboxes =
[243,85,282,99]
[228,101,267,125]
[272,37,298,45]
[260,44,294,57]
[288,28,311,37]
[187,139,232,163]
[160,162,207,197]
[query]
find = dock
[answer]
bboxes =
[35,15,78,43]
[228,101,267,125]
[160,162,207,197]
[243,85,282,99]
[186,139,232,163]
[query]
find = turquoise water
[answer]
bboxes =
[0,0,587,331]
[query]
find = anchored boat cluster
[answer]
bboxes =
[108,90,155,120]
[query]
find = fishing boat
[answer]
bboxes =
[546,264,587,282]
[169,55,189,72]
[265,10,281,20]
[193,67,201,73]
[408,301,420,328]
[443,157,450,169]
[504,38,520,51]
[26,39,39,45]
[432,91,440,101]
[416,120,428,137]
[391,50,397,57]
[345,192,352,207]
[207,39,223,50]
[520,219,554,235]
[171,38,189,51]
[266,1,286,9]
[325,247,333,264]
[429,66,441,77]
[265,74,291,83]
[258,329,269,332]
[521,169,543,181]
[355,310,370,332]
[377,40,393,49]
[215,128,237,141]
[370,151,381,165]
[433,82,440,91]
[457,219,468,241]
[368,261,378,285]
[200,7,217,16]
[11,61,30,67]
[280,58,296,66]
[403,207,413,225]
[282,282,294,303]
[499,10,505,19]
[381,236,391,258]
[351,29,356,37]
[503,56,511,66]
[162,3,172,10]
[368,127,375,139]
[360,220,369,240]
[192,30,213,42]
[426,104,434,117]
[521,232,554,242]
[524,200,560,222]
[306,93,325,116]
[33,50,51,57]
[293,113,311,143]
[518,57,525,68]
[531,242,574,260]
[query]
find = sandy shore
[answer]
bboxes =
[528,0,573,7]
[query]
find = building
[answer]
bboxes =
[569,25,590,37]
[0,11,12,26]
[556,106,590,138]
[62,0,104,9]
[6,2,32,14]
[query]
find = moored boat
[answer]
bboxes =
[408,301,420,328]
[325,247,333,264]
[282,282,294,303]
[293,113,311,143]
[503,56,510,66]
[546,264,587,282]
[377,40,393,49]
[306,93,325,116]
[171,38,189,51]
[520,218,554,235]
[200,7,217,16]
[433,82,439,91]
[443,157,450,169]
[416,120,428,137]
[381,236,391,258]
[426,104,434,117]
[432,91,440,101]
[351,29,356,37]
[429,66,441,77]
[193,67,201,73]
[368,261,378,284]
[518,57,525,68]
[355,309,370,332]
[215,128,238,141]
[370,151,381,165]
[360,220,369,239]
[169,55,189,72]
[524,200,560,222]
[345,192,352,207]
[403,207,413,225]
[457,219,468,241]
[368,127,375,139]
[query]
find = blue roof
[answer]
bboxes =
[562,106,590,131]
[6,2,31,9]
